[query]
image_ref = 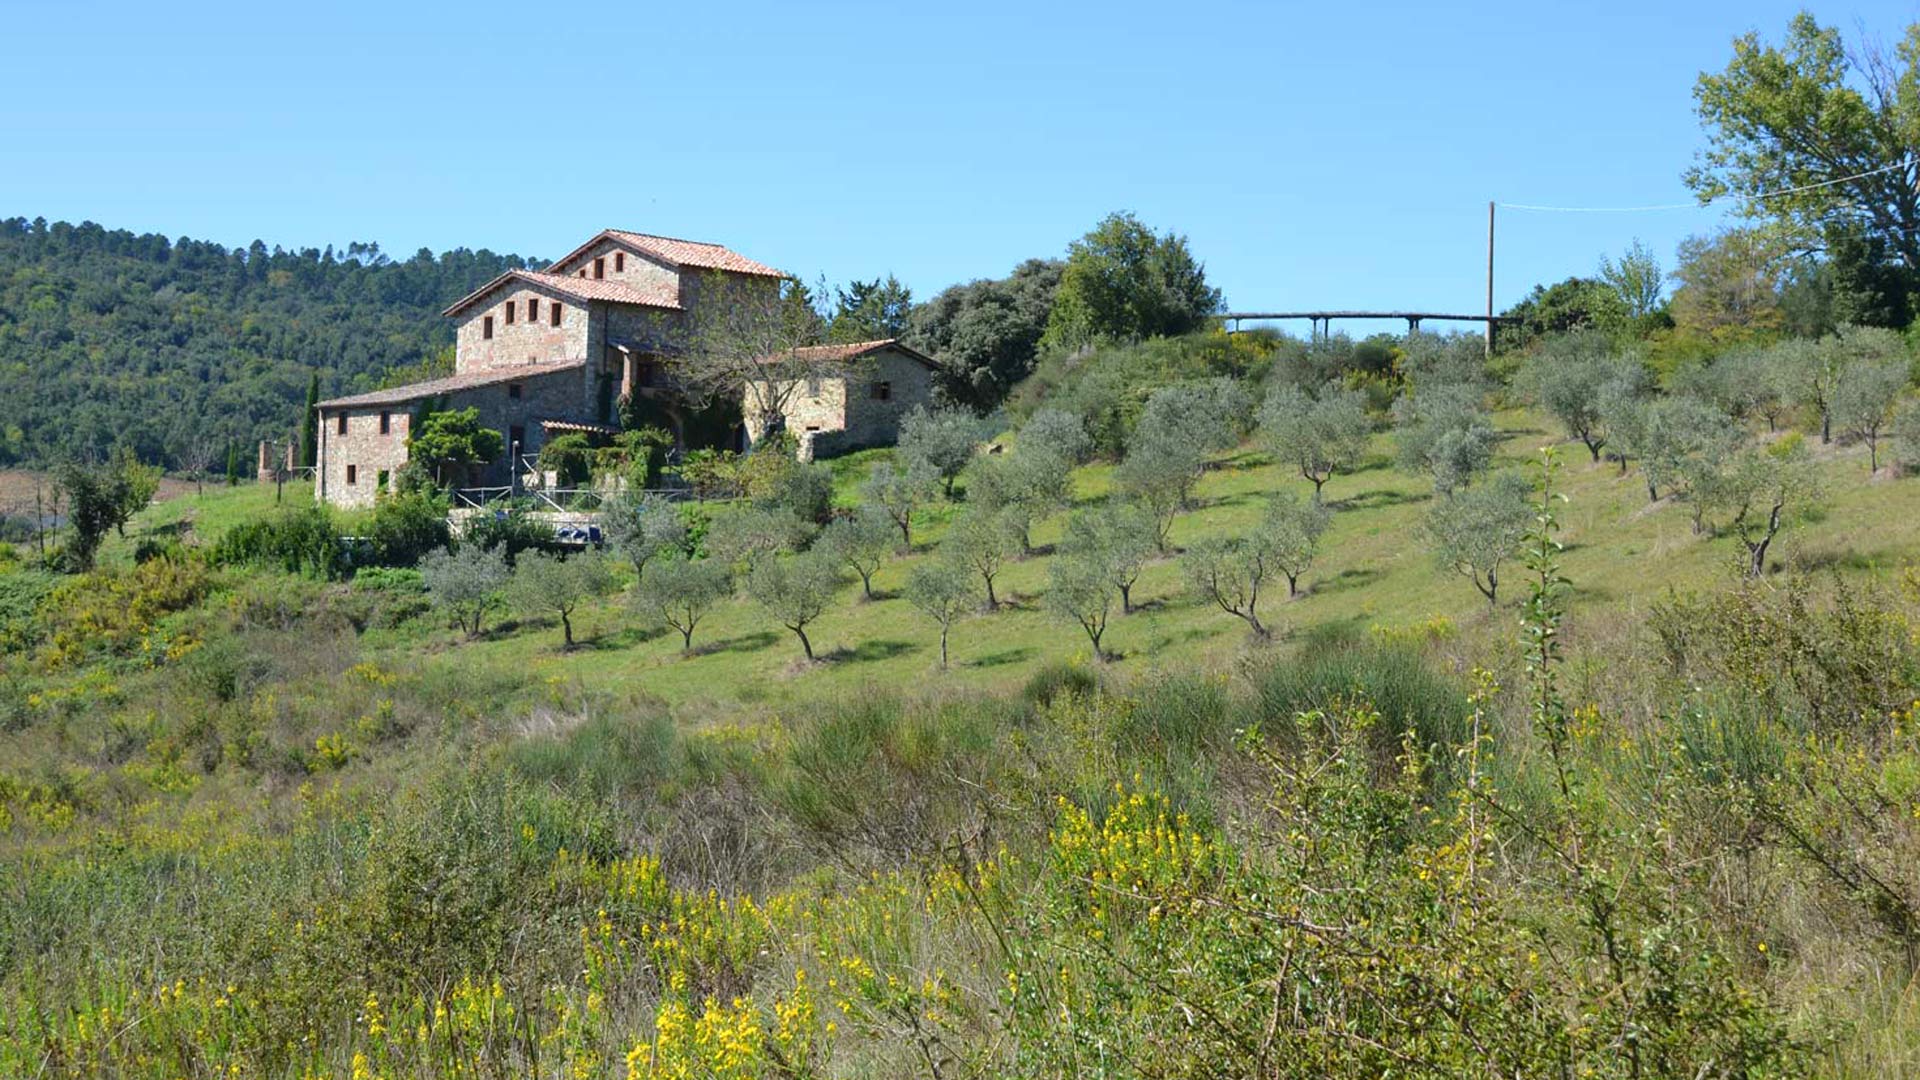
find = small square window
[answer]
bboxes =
[870,381,892,401]
[483,315,494,339]
[615,252,625,272]
[379,411,390,434]
[346,464,357,485]
[550,302,562,327]
[336,413,347,435]
[508,383,523,400]
[593,256,605,280]
[505,301,515,325]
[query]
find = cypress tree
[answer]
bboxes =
[300,373,320,468]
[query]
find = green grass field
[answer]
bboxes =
[116,407,1920,716]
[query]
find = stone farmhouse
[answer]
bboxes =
[743,339,943,461]
[314,228,855,509]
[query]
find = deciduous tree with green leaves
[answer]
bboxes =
[408,407,505,488]
[1041,212,1222,350]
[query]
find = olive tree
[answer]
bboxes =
[1021,408,1093,465]
[943,506,1020,609]
[1061,501,1158,614]
[1894,400,1920,473]
[818,507,895,600]
[1420,469,1533,608]
[1263,491,1330,597]
[1046,548,1118,662]
[421,543,510,638]
[1114,431,1203,549]
[704,503,812,570]
[897,405,985,497]
[905,560,974,668]
[745,550,841,661]
[1181,536,1277,639]
[507,550,617,650]
[1524,334,1646,463]
[1394,384,1497,494]
[1832,353,1911,472]
[861,459,938,552]
[1132,378,1250,461]
[1637,395,1740,507]
[967,448,1071,554]
[602,492,687,582]
[1259,383,1371,500]
[632,554,733,654]
[1705,435,1823,576]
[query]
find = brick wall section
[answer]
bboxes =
[317,364,597,509]
[454,281,591,373]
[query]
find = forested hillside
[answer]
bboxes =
[0,217,534,468]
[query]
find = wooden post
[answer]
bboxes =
[1485,201,1496,358]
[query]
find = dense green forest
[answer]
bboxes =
[0,217,533,467]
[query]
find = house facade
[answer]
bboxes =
[743,339,943,461]
[314,229,785,508]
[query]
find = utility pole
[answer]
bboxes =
[1485,201,1496,358]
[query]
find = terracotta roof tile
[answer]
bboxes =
[605,230,787,278]
[770,339,942,370]
[318,359,586,409]
[442,269,681,317]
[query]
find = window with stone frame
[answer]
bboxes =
[336,413,347,435]
[508,383,523,401]
[379,411,390,435]
[505,301,515,325]
[870,381,892,401]
[550,302,562,327]
[528,298,538,323]
[594,257,605,280]
[615,252,625,272]
[483,315,494,339]
[346,464,357,485]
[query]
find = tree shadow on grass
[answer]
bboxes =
[578,625,671,652]
[690,631,780,657]
[1316,567,1385,594]
[824,639,919,664]
[968,645,1036,669]
[1332,488,1430,512]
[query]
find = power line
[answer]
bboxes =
[1498,158,1914,214]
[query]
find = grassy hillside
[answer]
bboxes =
[95,406,1915,714]
[8,335,1920,1076]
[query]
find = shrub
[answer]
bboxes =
[211,505,347,578]
[1023,658,1100,707]
[460,506,556,563]
[367,490,451,567]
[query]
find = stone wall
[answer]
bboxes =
[454,281,591,373]
[842,350,937,447]
[742,348,937,457]
[316,408,413,510]
[548,237,681,296]
[317,364,597,509]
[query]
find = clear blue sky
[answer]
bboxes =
[5,0,1917,331]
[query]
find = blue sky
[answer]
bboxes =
[5,0,1917,332]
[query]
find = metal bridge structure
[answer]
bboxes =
[1221,310,1518,346]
